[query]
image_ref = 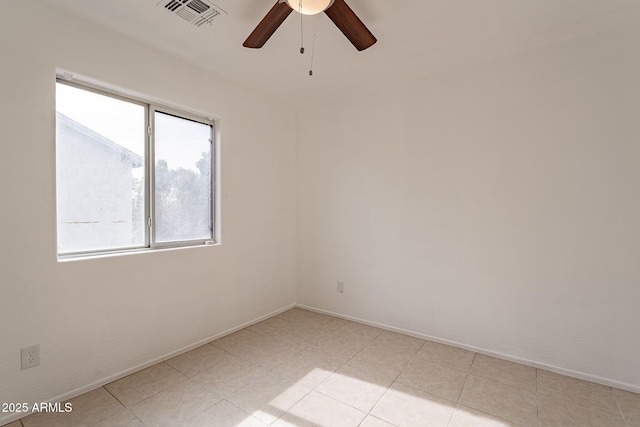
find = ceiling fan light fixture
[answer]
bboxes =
[243,0,376,51]
[285,0,333,16]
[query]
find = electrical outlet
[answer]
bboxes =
[337,281,344,293]
[21,344,40,370]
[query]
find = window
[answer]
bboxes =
[55,78,217,257]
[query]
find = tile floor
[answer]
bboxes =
[6,308,640,427]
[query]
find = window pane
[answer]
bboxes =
[154,111,212,243]
[56,83,146,254]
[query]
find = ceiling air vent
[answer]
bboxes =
[157,0,227,27]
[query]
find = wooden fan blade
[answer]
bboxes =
[243,1,293,48]
[324,0,377,51]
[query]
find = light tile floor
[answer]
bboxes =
[7,308,640,427]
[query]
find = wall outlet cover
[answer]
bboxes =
[21,344,40,370]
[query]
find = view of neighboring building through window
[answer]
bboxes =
[55,80,215,257]
[154,111,213,243]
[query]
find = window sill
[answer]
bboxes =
[57,241,220,262]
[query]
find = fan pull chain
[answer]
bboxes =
[299,0,304,54]
[309,16,317,76]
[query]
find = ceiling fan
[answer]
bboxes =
[243,0,377,51]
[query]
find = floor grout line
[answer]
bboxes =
[102,385,127,408]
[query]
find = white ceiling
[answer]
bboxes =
[41,0,640,107]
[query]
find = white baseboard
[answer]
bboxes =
[296,303,640,394]
[0,303,295,427]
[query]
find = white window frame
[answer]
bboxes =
[56,76,219,260]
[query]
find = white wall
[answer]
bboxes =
[297,25,640,391]
[2,2,639,418]
[0,0,296,417]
